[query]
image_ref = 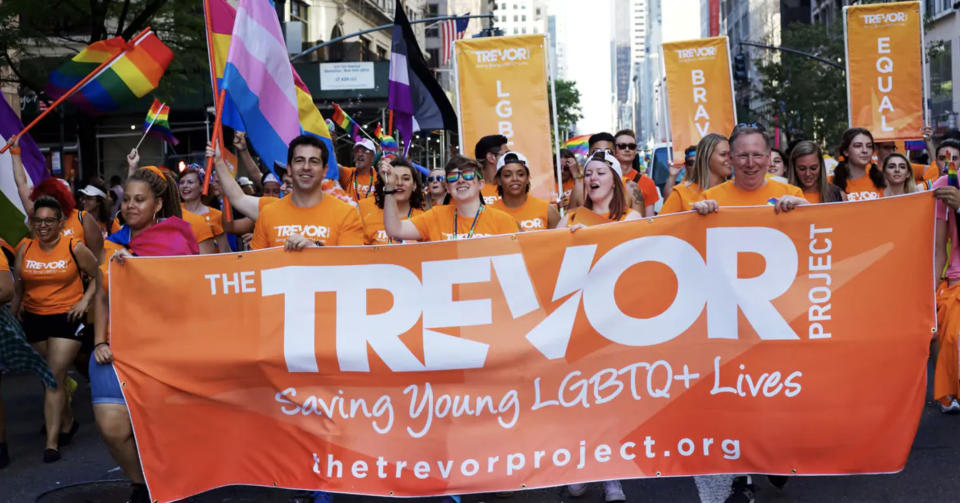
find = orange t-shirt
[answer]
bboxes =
[410,204,518,241]
[622,170,661,205]
[61,211,84,241]
[339,166,378,202]
[841,175,883,202]
[802,191,822,204]
[181,204,224,244]
[659,182,703,214]
[492,196,551,231]
[701,179,804,206]
[922,163,941,182]
[258,196,282,215]
[357,197,424,245]
[19,237,83,315]
[251,194,364,249]
[481,184,501,205]
[562,178,575,203]
[566,207,628,226]
[0,242,9,272]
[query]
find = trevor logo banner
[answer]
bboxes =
[662,37,737,165]
[844,1,923,141]
[455,35,554,200]
[111,194,934,502]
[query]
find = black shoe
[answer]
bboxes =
[767,475,789,490]
[725,476,755,503]
[42,448,60,463]
[0,443,9,469]
[58,420,79,446]
[129,483,150,503]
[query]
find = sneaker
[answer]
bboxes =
[939,398,960,414]
[567,483,588,498]
[42,448,60,463]
[603,480,626,502]
[0,443,9,469]
[725,476,755,503]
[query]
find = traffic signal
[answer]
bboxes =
[734,54,748,83]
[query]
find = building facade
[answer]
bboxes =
[925,1,959,131]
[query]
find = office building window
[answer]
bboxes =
[290,0,307,21]
[930,44,953,119]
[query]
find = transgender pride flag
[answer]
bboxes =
[221,0,300,172]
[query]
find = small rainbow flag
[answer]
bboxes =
[331,103,361,139]
[143,98,178,146]
[374,123,382,140]
[563,134,590,158]
[380,135,399,157]
[948,162,958,188]
[46,30,173,116]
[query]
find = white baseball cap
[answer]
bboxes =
[496,151,529,174]
[583,149,622,178]
[354,138,377,154]
[262,173,281,185]
[237,176,254,187]
[78,185,107,199]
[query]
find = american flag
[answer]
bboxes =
[441,13,470,65]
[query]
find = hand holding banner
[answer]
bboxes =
[844,1,923,141]
[111,195,934,502]
[662,37,737,165]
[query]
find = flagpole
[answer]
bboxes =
[203,88,225,195]
[0,27,153,154]
[135,109,162,150]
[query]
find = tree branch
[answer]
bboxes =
[115,0,131,36]
[120,0,168,40]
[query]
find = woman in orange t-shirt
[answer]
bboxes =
[12,196,99,462]
[383,155,518,241]
[561,149,642,227]
[830,128,884,201]
[787,141,845,204]
[881,153,918,196]
[660,133,731,214]
[179,165,229,254]
[424,167,447,209]
[358,158,425,245]
[491,151,560,231]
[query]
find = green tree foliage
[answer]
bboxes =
[0,0,207,103]
[753,21,847,150]
[548,79,584,136]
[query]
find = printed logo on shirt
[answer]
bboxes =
[519,218,545,231]
[376,230,388,243]
[441,232,494,240]
[24,259,68,271]
[847,191,880,202]
[483,195,500,205]
[62,228,77,237]
[275,225,330,240]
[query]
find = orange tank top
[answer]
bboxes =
[20,237,83,314]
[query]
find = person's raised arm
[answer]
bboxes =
[126,148,140,178]
[380,160,422,241]
[232,132,262,184]
[662,163,682,201]
[10,139,34,216]
[207,143,262,219]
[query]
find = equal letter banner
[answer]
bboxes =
[844,1,923,141]
[662,37,736,165]
[455,35,554,200]
[112,194,935,502]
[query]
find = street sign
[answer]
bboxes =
[320,62,376,90]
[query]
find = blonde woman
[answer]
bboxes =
[659,134,731,214]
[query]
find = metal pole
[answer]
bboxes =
[738,41,844,70]
[547,34,563,208]
[290,13,495,62]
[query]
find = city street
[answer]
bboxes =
[2,358,959,503]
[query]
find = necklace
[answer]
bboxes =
[453,205,483,240]
[354,169,375,199]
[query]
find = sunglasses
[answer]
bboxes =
[446,170,479,183]
[616,143,637,151]
[31,217,59,226]
[427,175,445,183]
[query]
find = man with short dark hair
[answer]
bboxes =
[614,129,659,216]
[474,135,509,204]
[249,135,363,250]
[588,132,615,153]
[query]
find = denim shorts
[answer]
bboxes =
[88,352,125,405]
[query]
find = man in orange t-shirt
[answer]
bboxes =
[339,138,378,202]
[250,135,363,250]
[474,134,509,205]
[614,129,659,217]
[694,125,806,214]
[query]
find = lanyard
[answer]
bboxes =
[453,205,483,240]
[354,170,375,199]
[388,206,413,244]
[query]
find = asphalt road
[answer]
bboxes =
[1,360,958,503]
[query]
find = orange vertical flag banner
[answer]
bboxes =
[844,1,923,141]
[662,37,737,165]
[455,35,555,200]
[110,195,935,502]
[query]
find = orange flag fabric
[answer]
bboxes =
[455,35,555,200]
[844,1,924,141]
[662,37,737,165]
[111,194,934,502]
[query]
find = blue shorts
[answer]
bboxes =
[88,352,125,405]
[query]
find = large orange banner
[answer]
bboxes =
[455,35,554,200]
[844,1,923,141]
[662,37,737,165]
[111,195,935,502]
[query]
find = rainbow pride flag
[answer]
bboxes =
[143,98,178,146]
[331,103,361,139]
[563,134,590,158]
[46,30,173,116]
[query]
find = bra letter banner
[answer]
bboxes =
[662,37,736,165]
[111,195,934,502]
[844,1,923,141]
[455,35,554,200]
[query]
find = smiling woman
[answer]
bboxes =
[178,165,229,254]
[491,151,560,231]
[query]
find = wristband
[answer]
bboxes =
[94,342,109,349]
[383,188,400,195]
[9,147,21,155]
